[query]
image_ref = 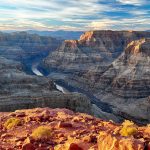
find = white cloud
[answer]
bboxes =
[116,0,146,6]
[88,17,150,31]
[0,0,149,31]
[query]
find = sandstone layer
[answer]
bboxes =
[0,108,150,150]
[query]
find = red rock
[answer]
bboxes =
[24,137,35,144]
[16,112,26,117]
[58,121,72,128]
[1,133,12,138]
[22,143,35,150]
[69,143,83,150]
[98,131,145,150]
[0,108,150,150]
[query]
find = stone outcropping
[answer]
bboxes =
[0,108,150,149]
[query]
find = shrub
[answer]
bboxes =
[31,126,51,140]
[120,120,138,137]
[4,118,21,129]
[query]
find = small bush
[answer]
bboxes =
[4,118,21,129]
[31,126,51,140]
[120,120,137,137]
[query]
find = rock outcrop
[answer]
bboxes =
[0,57,92,114]
[0,107,150,149]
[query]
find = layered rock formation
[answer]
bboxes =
[0,32,62,74]
[94,38,150,124]
[0,107,150,149]
[0,57,92,114]
[0,31,61,60]
[44,30,150,90]
[43,31,150,124]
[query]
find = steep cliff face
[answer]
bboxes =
[45,30,150,67]
[44,30,150,88]
[95,38,150,123]
[43,31,150,124]
[0,108,150,149]
[0,32,62,74]
[0,32,61,60]
[0,57,92,114]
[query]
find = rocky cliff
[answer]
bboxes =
[44,30,150,90]
[0,32,62,74]
[43,31,150,124]
[0,57,92,114]
[94,38,150,124]
[0,31,61,60]
[0,107,150,150]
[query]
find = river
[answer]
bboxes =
[32,63,67,94]
[32,63,113,113]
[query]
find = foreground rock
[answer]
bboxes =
[0,108,150,149]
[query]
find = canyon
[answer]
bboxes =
[0,30,150,124]
[43,30,150,124]
[0,30,150,149]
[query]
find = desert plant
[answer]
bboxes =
[31,126,51,140]
[4,118,21,129]
[120,120,137,137]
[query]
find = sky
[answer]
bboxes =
[0,0,150,31]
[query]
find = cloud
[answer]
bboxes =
[88,16,150,31]
[116,0,146,6]
[0,0,149,31]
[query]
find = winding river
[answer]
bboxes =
[32,63,113,114]
[32,63,67,94]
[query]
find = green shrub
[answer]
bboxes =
[31,126,51,140]
[120,120,137,137]
[4,118,21,129]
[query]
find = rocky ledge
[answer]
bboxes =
[0,108,150,150]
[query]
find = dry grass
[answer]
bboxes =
[31,126,51,140]
[120,120,138,137]
[4,118,21,130]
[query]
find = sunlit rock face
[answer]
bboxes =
[0,108,149,149]
[0,57,92,114]
[99,38,150,98]
[43,31,150,124]
[44,30,150,90]
[95,38,150,124]
[44,30,150,72]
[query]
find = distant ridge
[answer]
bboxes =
[2,30,83,40]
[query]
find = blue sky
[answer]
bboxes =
[0,0,150,31]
